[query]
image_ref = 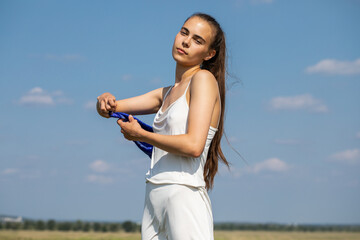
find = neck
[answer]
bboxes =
[175,63,201,85]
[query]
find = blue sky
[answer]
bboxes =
[0,0,359,224]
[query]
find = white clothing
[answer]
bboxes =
[145,80,218,187]
[141,183,214,240]
[142,79,217,239]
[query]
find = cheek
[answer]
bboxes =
[173,33,182,45]
[190,46,208,58]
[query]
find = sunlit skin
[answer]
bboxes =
[96,17,221,158]
[172,16,216,67]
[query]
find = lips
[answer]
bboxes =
[176,48,188,55]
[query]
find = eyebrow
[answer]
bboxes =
[181,27,206,43]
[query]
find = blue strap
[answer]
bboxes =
[109,112,153,158]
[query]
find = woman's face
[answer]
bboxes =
[172,16,216,67]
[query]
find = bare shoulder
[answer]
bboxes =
[193,69,216,81]
[191,69,218,91]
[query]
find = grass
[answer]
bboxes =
[1,230,360,240]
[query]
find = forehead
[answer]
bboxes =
[182,17,214,42]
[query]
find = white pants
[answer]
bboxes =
[141,182,214,240]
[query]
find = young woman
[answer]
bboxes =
[97,12,229,240]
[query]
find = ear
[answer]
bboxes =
[204,49,216,61]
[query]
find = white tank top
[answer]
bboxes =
[145,79,218,187]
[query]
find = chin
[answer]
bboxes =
[172,52,197,67]
[176,59,201,68]
[173,57,190,67]
[172,52,185,64]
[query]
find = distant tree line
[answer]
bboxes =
[1,219,360,232]
[0,219,140,232]
[214,222,360,232]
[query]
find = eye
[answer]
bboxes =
[180,31,187,36]
[194,39,202,44]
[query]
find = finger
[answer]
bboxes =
[109,99,116,111]
[129,115,134,122]
[117,119,124,126]
[130,115,138,124]
[100,100,107,112]
[109,98,116,107]
[105,100,112,111]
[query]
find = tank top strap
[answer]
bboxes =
[184,78,192,95]
[163,86,173,101]
[163,78,192,103]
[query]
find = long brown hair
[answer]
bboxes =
[185,13,230,190]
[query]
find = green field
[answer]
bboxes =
[1,230,360,240]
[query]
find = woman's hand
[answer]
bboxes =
[97,92,117,118]
[117,115,145,141]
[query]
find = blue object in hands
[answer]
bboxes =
[109,112,153,158]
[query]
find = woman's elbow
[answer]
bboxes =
[188,144,204,158]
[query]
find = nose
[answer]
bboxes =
[182,36,191,48]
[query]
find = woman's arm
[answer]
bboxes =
[118,70,219,158]
[114,87,168,115]
[97,87,170,117]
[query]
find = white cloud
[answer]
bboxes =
[219,158,289,178]
[87,160,113,183]
[268,94,328,113]
[1,168,19,175]
[29,87,44,94]
[89,160,110,173]
[19,94,54,105]
[18,87,72,106]
[250,158,289,173]
[330,149,360,165]
[86,174,113,184]
[305,58,360,75]
[84,100,97,110]
[0,168,43,180]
